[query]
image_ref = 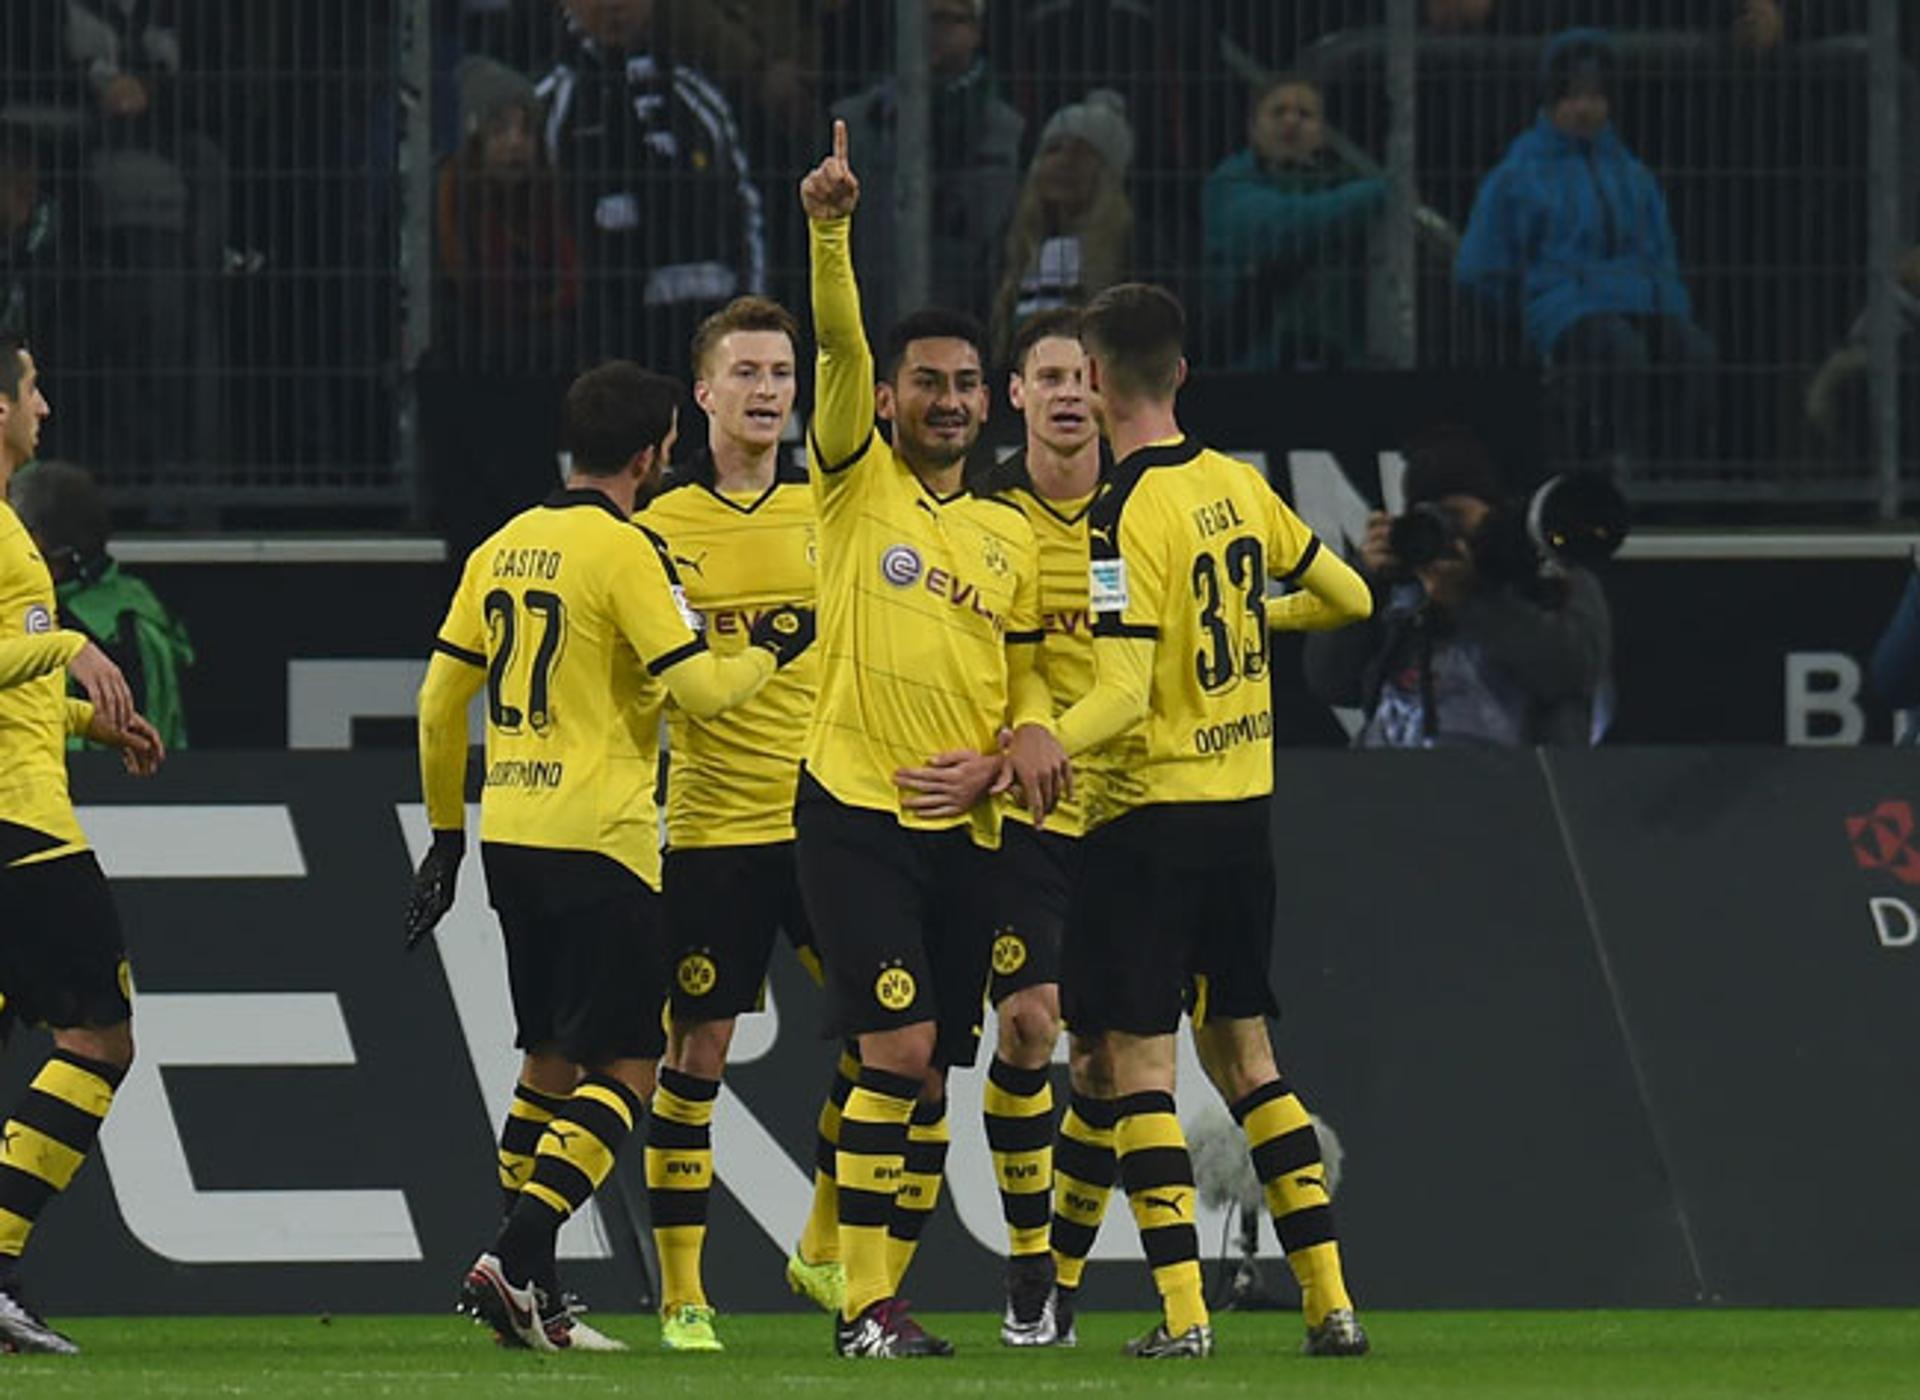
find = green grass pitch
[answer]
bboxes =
[5,1310,1918,1398]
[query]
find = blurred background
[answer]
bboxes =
[0,0,1912,535]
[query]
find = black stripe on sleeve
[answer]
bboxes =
[1004,629,1045,645]
[1091,616,1159,640]
[1277,535,1322,586]
[633,522,683,584]
[434,638,486,668]
[647,636,710,676]
[808,427,876,476]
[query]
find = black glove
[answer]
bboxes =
[748,604,816,669]
[403,829,466,952]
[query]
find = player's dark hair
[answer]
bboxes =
[690,295,800,380]
[1008,306,1084,377]
[1081,282,1185,402]
[562,361,681,476]
[882,307,989,383]
[0,333,27,400]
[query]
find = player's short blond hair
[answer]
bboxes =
[690,296,800,381]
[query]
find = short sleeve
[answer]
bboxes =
[433,551,488,667]
[613,525,710,675]
[1263,483,1321,584]
[1088,486,1165,640]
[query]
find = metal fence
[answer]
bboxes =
[1,2,1911,527]
[0,1,404,520]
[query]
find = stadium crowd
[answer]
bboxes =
[0,1,1912,524]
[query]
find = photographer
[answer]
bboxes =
[1302,431,1612,747]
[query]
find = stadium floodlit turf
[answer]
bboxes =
[4,1310,1917,1398]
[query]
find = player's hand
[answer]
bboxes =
[999,723,1071,826]
[68,641,134,735]
[1358,510,1396,579]
[88,710,167,777]
[893,748,1002,818]
[748,604,816,668]
[800,118,859,221]
[404,829,466,952]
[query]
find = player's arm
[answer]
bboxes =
[1055,496,1164,757]
[802,119,877,479]
[0,629,86,690]
[999,534,1070,820]
[1056,633,1154,758]
[619,528,809,719]
[68,699,166,776]
[406,567,487,950]
[1262,490,1373,632]
[0,629,135,734]
[418,647,485,832]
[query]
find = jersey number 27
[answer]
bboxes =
[484,588,567,733]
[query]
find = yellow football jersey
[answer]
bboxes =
[1080,437,1321,817]
[638,458,818,849]
[997,472,1111,838]
[805,216,1048,846]
[424,488,772,890]
[0,500,90,861]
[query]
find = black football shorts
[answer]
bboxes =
[793,771,996,1069]
[1062,798,1280,1037]
[982,819,1074,1006]
[663,839,819,1021]
[0,827,132,1043]
[481,842,668,1065]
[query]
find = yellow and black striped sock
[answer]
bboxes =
[1115,1090,1208,1337]
[1232,1078,1352,1326]
[498,1081,567,1216]
[799,1048,859,1265]
[836,1065,918,1321]
[984,1057,1054,1258]
[0,1051,122,1268]
[497,1072,644,1285]
[1050,1091,1118,1291]
[885,1095,949,1291]
[646,1067,718,1311]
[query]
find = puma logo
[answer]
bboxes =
[1141,1192,1186,1215]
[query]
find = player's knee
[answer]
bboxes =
[1193,1027,1277,1105]
[859,1024,935,1083]
[1068,1037,1114,1098]
[520,1047,578,1097]
[667,1018,734,1079]
[55,1021,134,1074]
[998,1000,1060,1066]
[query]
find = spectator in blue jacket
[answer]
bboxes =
[1454,29,1715,469]
[1203,75,1387,369]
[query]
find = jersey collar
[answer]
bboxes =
[670,449,804,514]
[1018,482,1099,526]
[1112,435,1201,476]
[543,487,628,522]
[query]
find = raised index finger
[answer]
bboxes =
[832,117,848,164]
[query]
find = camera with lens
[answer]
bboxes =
[1386,501,1462,570]
[1390,469,1630,588]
